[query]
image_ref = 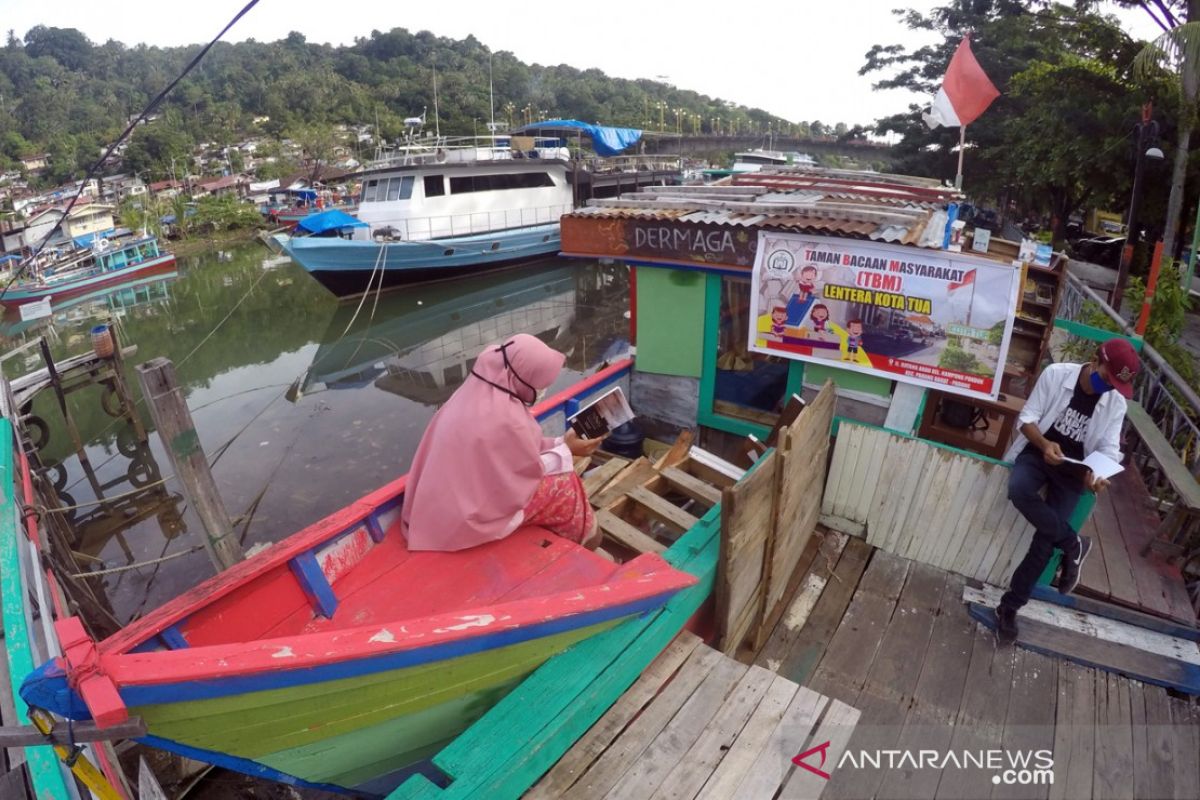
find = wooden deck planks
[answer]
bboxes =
[726,686,828,800]
[692,675,800,800]
[553,645,724,800]
[1132,683,1177,800]
[1086,488,1143,613]
[993,647,1059,800]
[1047,662,1096,800]
[1093,671,1135,799]
[603,655,747,800]
[1108,472,1197,625]
[823,563,947,800]
[525,633,702,799]
[647,665,777,800]
[1169,698,1200,800]
[774,536,872,686]
[808,550,910,704]
[932,626,1016,799]
[753,531,848,673]
[1077,514,1112,599]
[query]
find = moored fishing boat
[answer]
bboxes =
[19,361,696,795]
[273,119,645,298]
[0,235,177,308]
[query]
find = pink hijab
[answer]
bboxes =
[402,334,566,551]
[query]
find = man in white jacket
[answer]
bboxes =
[995,337,1140,642]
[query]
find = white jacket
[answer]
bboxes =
[1001,363,1126,464]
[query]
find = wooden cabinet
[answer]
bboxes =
[917,389,1025,460]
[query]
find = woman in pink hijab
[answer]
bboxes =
[402,334,602,552]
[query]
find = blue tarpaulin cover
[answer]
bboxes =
[513,120,642,157]
[72,228,117,249]
[296,209,368,235]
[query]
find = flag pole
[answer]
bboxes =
[955,125,966,191]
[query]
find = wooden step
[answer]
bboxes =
[596,510,665,555]
[627,486,699,534]
[660,466,722,507]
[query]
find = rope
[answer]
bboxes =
[71,546,204,579]
[177,269,270,369]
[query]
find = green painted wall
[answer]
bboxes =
[635,268,706,378]
[804,363,892,397]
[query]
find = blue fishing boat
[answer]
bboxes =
[1,235,177,308]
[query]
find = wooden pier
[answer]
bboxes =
[530,631,859,799]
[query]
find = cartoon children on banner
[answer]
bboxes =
[843,319,864,362]
[770,305,788,337]
[809,303,830,337]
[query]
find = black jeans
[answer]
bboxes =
[1000,447,1083,611]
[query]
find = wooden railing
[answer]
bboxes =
[1058,271,1200,477]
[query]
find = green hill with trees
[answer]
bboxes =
[0,26,830,185]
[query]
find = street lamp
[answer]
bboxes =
[1113,104,1164,312]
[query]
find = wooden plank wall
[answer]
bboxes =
[716,451,777,656]
[821,421,1036,586]
[716,382,836,655]
[757,381,836,649]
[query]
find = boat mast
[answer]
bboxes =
[489,53,496,138]
[433,67,441,139]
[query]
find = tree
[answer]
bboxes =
[861,2,1149,243]
[23,26,91,71]
[290,122,340,183]
[1132,19,1200,265]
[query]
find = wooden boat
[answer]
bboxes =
[19,371,696,795]
[1,236,177,308]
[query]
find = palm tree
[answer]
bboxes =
[1133,21,1200,280]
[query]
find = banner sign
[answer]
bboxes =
[748,231,1021,400]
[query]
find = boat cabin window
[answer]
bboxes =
[715,276,789,426]
[361,179,381,203]
[449,172,556,194]
[386,176,414,201]
[424,175,446,197]
[739,155,784,165]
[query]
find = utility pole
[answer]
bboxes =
[1113,103,1161,313]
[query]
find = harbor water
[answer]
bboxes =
[1,244,631,627]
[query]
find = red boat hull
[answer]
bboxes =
[2,255,178,307]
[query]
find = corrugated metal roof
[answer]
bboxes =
[570,174,941,247]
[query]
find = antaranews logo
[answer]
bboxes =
[794,745,1054,787]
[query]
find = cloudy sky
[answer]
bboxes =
[4,1,1161,127]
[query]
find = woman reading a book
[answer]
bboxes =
[402,334,603,552]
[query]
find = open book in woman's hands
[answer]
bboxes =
[568,386,634,439]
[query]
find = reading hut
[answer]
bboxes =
[560,167,1194,624]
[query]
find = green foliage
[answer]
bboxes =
[939,341,981,372]
[1124,263,1198,387]
[862,2,1164,242]
[0,25,799,177]
[192,194,263,233]
[988,320,1005,346]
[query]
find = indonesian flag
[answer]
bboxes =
[923,37,1000,130]
[949,269,976,291]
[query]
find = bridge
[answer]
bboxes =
[638,133,896,166]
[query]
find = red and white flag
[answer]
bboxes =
[923,37,1000,130]
[949,269,976,291]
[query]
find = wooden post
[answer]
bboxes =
[135,357,243,571]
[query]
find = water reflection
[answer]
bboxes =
[4,244,630,624]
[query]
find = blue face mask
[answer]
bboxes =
[1089,369,1113,394]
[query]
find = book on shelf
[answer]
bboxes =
[567,385,635,439]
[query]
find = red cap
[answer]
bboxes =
[1099,338,1139,398]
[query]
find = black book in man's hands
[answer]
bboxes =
[568,386,635,439]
